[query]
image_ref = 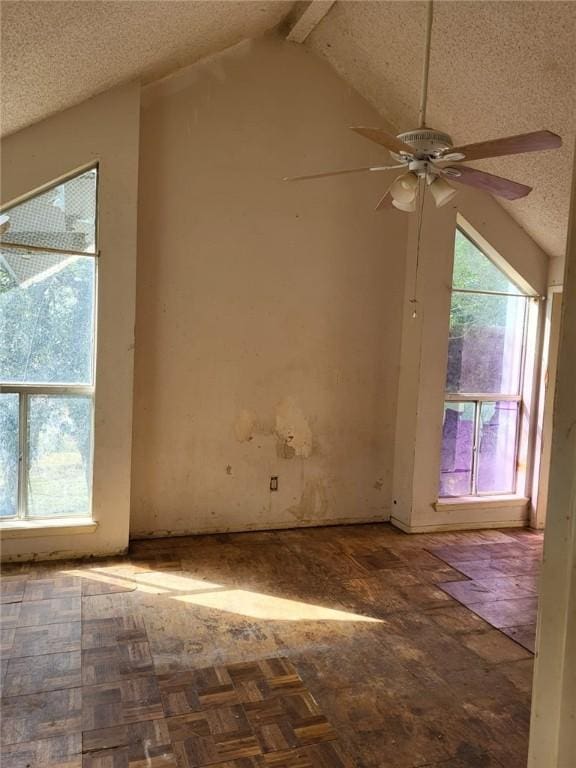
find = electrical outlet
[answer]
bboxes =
[270,476,279,492]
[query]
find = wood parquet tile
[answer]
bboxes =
[81,616,147,649]
[159,667,239,715]
[262,742,355,768]
[1,687,82,744]
[166,707,262,767]
[246,692,336,753]
[158,659,306,717]
[82,718,177,767]
[464,597,539,630]
[159,660,340,765]
[0,524,543,767]
[0,576,28,604]
[431,536,542,655]
[0,628,15,656]
[23,576,81,602]
[1,733,82,768]
[500,624,537,653]
[10,622,81,658]
[0,602,21,629]
[3,650,82,696]
[438,575,538,605]
[82,675,164,730]
[81,593,143,622]
[17,597,81,627]
[82,641,154,684]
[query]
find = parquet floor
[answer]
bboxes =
[0,523,542,768]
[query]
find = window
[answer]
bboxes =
[439,228,531,498]
[0,168,97,520]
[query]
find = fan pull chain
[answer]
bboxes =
[410,178,427,319]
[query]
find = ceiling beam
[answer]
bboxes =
[286,1,336,44]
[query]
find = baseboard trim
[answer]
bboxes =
[0,545,128,564]
[390,516,529,534]
[130,514,391,540]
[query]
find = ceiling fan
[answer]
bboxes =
[283,2,562,212]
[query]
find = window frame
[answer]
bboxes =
[0,164,99,522]
[440,226,533,500]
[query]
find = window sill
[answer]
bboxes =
[0,518,98,539]
[435,495,529,513]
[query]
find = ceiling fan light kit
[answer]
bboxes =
[390,171,419,204]
[392,197,417,213]
[283,1,562,214]
[429,176,458,208]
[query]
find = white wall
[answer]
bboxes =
[1,85,140,559]
[391,187,549,533]
[1,84,140,560]
[528,138,576,768]
[130,35,407,537]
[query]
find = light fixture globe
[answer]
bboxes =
[429,176,457,207]
[392,197,417,213]
[390,172,418,204]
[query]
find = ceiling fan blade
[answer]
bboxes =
[283,164,404,182]
[350,127,415,156]
[446,130,561,162]
[375,188,394,211]
[442,165,532,200]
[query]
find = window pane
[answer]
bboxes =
[0,252,95,384]
[446,293,526,394]
[0,168,97,254]
[477,401,518,494]
[439,401,475,497]
[27,396,92,518]
[0,394,19,518]
[453,230,523,294]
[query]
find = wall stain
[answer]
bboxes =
[274,396,312,458]
[286,478,328,522]
[233,397,313,459]
[234,409,256,442]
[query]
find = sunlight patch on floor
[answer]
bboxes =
[66,566,380,622]
[175,588,382,622]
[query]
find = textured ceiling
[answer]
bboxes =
[2,1,575,258]
[306,0,576,259]
[0,0,293,136]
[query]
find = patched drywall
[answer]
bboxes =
[131,34,407,536]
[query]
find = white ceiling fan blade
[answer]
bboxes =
[283,164,405,182]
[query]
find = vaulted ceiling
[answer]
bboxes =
[305,1,576,260]
[2,0,575,259]
[0,1,293,135]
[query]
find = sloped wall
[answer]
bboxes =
[131,35,407,536]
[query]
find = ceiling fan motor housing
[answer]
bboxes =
[391,129,453,161]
